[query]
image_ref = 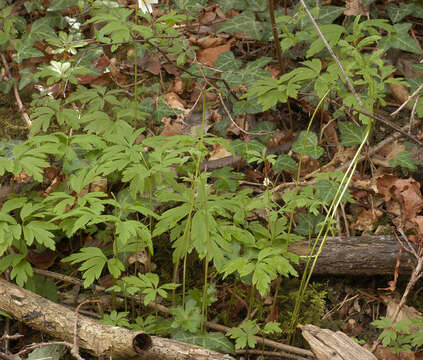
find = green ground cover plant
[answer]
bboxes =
[1,0,423,356]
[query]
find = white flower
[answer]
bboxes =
[138,0,158,13]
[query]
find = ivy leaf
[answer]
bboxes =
[27,345,65,360]
[386,3,415,23]
[380,23,420,54]
[214,51,242,71]
[211,167,244,192]
[299,5,345,29]
[292,131,324,159]
[217,11,268,41]
[339,121,366,147]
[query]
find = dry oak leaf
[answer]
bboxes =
[139,52,161,75]
[159,117,185,137]
[375,346,416,360]
[164,92,187,111]
[344,0,369,17]
[200,8,217,25]
[388,83,410,104]
[168,78,184,94]
[196,38,235,67]
[376,174,423,230]
[196,35,226,49]
[351,208,382,232]
[208,144,232,161]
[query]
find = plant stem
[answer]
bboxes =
[268,0,284,74]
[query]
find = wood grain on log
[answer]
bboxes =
[300,324,376,360]
[289,235,414,275]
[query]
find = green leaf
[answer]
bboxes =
[263,321,282,335]
[214,51,242,71]
[172,331,235,354]
[27,345,65,360]
[226,320,259,349]
[13,37,44,63]
[292,131,324,159]
[47,0,79,11]
[217,11,269,41]
[390,152,418,172]
[372,317,394,329]
[338,121,366,146]
[386,3,415,23]
[10,259,33,287]
[295,213,325,236]
[273,154,297,172]
[23,221,58,249]
[169,299,202,334]
[107,258,125,279]
[381,23,421,54]
[307,24,345,57]
[62,247,107,288]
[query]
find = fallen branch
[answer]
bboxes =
[33,268,314,358]
[300,324,376,360]
[290,235,415,275]
[0,278,234,360]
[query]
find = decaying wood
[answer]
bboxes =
[289,235,415,275]
[300,324,376,360]
[0,278,234,360]
[33,269,315,360]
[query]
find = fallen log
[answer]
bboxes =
[289,235,414,275]
[300,324,376,360]
[0,278,234,360]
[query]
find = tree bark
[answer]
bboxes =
[0,278,234,360]
[289,235,414,275]
[300,324,376,360]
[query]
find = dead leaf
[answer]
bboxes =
[267,64,281,79]
[164,92,187,111]
[160,117,185,136]
[208,144,232,161]
[162,62,179,76]
[140,53,161,75]
[200,9,217,25]
[389,83,410,104]
[27,249,56,269]
[196,38,235,67]
[351,208,382,232]
[90,178,107,193]
[377,141,406,161]
[168,78,184,94]
[344,0,369,16]
[299,155,320,176]
[375,346,403,360]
